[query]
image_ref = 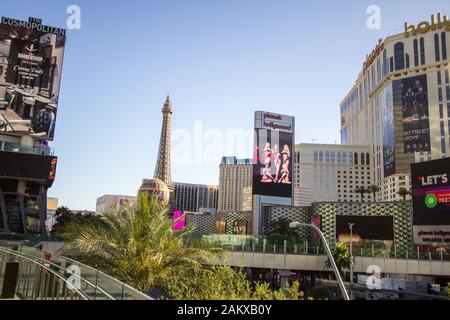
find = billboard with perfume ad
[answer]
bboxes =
[0,17,66,140]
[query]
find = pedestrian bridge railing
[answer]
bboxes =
[0,245,151,300]
[201,235,450,262]
[0,247,88,300]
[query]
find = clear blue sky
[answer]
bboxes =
[1,0,448,210]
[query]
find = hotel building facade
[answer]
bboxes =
[294,143,372,206]
[340,13,450,201]
[173,182,218,213]
[95,194,138,215]
[218,156,252,212]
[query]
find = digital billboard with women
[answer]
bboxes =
[252,112,294,198]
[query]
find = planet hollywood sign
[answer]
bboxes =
[257,112,294,133]
[363,39,384,73]
[404,13,450,37]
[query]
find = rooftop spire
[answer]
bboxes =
[163,94,173,113]
[154,96,173,185]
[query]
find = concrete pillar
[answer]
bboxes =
[17,180,26,194]
[39,185,48,235]
[20,135,33,154]
[278,269,291,289]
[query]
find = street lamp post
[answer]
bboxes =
[289,222,350,300]
[348,223,355,300]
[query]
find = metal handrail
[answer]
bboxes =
[0,246,115,300]
[0,244,151,300]
[62,256,151,300]
[0,247,88,300]
[0,142,55,156]
[204,235,450,262]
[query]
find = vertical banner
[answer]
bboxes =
[173,210,186,230]
[393,74,430,153]
[382,83,395,177]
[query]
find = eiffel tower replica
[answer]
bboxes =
[140,95,175,211]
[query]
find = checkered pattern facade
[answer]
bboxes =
[261,206,312,239]
[186,211,253,236]
[260,202,412,249]
[311,202,412,251]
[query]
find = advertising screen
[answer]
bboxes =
[0,17,66,140]
[252,112,294,198]
[310,215,321,245]
[173,210,186,230]
[392,74,430,153]
[232,220,247,235]
[0,150,57,186]
[412,158,450,244]
[335,216,394,241]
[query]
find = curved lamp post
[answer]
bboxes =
[289,222,350,300]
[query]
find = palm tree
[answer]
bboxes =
[324,242,350,277]
[367,184,381,202]
[397,188,411,201]
[354,186,368,202]
[62,194,224,294]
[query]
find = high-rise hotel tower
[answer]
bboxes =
[340,13,450,201]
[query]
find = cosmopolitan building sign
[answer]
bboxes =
[0,16,66,140]
[1,17,66,37]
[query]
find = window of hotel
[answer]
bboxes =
[364,77,367,104]
[389,57,394,72]
[314,151,318,163]
[420,38,425,65]
[441,133,446,154]
[442,32,447,60]
[413,39,419,66]
[394,42,405,70]
[342,152,347,164]
[319,151,324,163]
[366,153,370,165]
[405,53,410,69]
[354,153,358,165]
[359,84,363,109]
[435,34,441,62]
[216,220,226,234]
[325,151,330,163]
[349,152,354,164]
[361,153,365,165]
[331,151,335,163]
[337,152,342,164]
[377,58,381,83]
[233,220,247,235]
[371,65,375,88]
[438,70,442,86]
[383,49,387,76]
